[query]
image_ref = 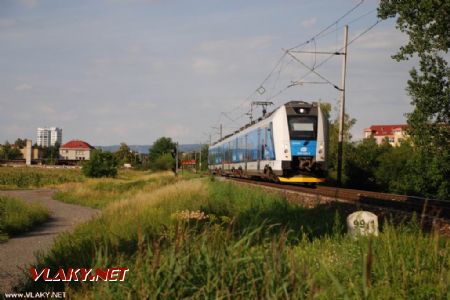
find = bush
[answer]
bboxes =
[0,196,50,239]
[82,150,118,178]
[150,153,174,171]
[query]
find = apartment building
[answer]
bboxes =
[36,127,62,147]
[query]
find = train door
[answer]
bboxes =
[244,134,248,174]
[257,128,261,171]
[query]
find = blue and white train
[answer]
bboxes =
[208,101,328,183]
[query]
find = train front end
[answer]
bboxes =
[278,101,328,183]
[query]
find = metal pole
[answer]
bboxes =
[199,143,202,171]
[175,142,179,175]
[337,25,348,186]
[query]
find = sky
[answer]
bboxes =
[0,0,417,145]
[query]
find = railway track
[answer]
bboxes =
[228,177,450,220]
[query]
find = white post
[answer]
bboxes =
[337,25,348,186]
[25,139,32,166]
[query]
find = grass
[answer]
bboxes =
[0,195,50,241]
[53,171,177,208]
[0,167,84,189]
[21,179,450,299]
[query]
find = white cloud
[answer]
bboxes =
[14,83,32,91]
[19,0,39,9]
[192,57,220,75]
[197,36,273,53]
[301,17,317,28]
[165,125,191,139]
[0,18,17,28]
[192,36,273,75]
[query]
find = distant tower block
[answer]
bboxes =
[26,139,32,166]
[347,211,379,237]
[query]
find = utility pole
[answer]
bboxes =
[337,25,348,186]
[199,143,202,172]
[175,142,179,175]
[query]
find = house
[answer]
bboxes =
[59,140,95,160]
[363,124,408,146]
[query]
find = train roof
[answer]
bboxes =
[210,100,320,146]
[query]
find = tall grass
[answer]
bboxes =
[0,167,84,189]
[22,180,450,299]
[53,171,177,208]
[0,196,50,240]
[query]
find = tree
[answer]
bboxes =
[320,103,356,182]
[14,138,27,148]
[0,141,23,160]
[149,137,176,170]
[345,138,388,190]
[42,143,60,164]
[115,143,134,165]
[200,144,209,171]
[82,150,118,178]
[378,0,450,199]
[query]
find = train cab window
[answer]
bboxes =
[288,116,317,140]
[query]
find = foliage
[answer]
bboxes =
[0,167,84,189]
[345,138,391,190]
[114,142,141,167]
[42,143,60,164]
[199,144,209,171]
[149,137,176,170]
[54,171,176,208]
[378,0,450,199]
[22,180,450,298]
[151,153,174,171]
[14,138,27,148]
[82,150,118,178]
[320,103,356,182]
[0,141,23,160]
[0,196,50,240]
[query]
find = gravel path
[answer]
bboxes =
[0,189,99,293]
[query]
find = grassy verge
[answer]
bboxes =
[22,180,450,298]
[53,171,177,208]
[0,196,50,241]
[0,167,84,189]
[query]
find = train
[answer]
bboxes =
[208,101,328,183]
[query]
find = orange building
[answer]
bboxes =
[363,124,408,146]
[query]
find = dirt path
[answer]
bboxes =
[0,189,99,293]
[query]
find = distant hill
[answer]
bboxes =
[96,144,203,154]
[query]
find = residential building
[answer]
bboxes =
[59,140,95,160]
[36,127,62,147]
[363,124,408,146]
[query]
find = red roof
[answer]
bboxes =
[364,124,407,136]
[60,140,94,149]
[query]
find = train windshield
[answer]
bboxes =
[288,116,317,140]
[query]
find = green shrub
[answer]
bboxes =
[0,196,50,239]
[0,167,83,189]
[82,150,118,178]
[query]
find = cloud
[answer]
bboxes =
[192,57,220,75]
[192,36,273,75]
[165,125,191,139]
[14,83,32,91]
[0,18,16,28]
[18,0,39,9]
[197,36,273,53]
[301,17,317,28]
